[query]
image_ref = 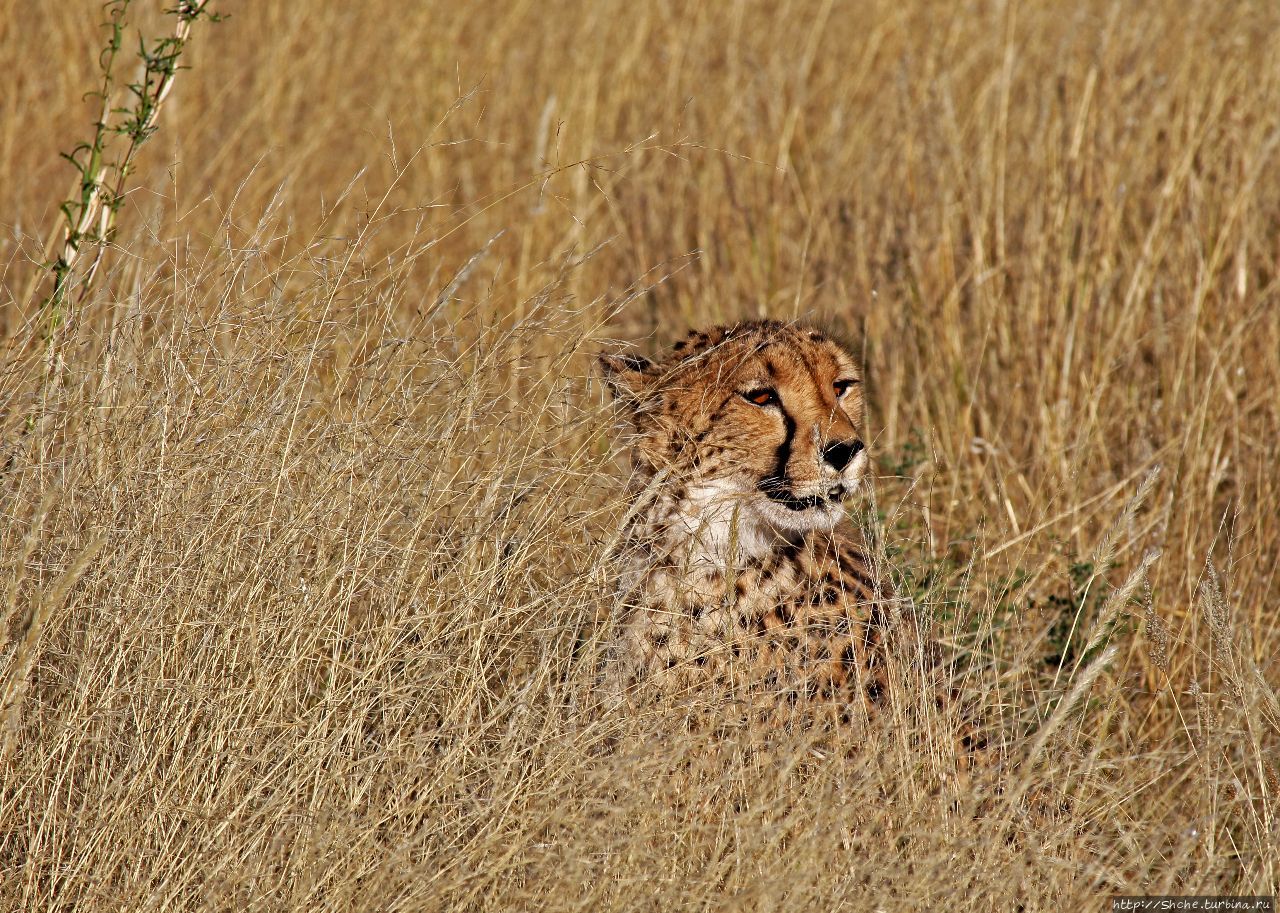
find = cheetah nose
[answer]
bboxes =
[821,439,864,471]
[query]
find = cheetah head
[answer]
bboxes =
[599,320,870,546]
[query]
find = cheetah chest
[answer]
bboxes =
[613,538,892,716]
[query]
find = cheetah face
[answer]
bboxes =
[600,321,869,543]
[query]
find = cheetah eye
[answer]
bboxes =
[833,379,860,397]
[742,388,778,407]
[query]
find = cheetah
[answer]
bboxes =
[598,320,934,739]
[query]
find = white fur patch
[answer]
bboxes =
[654,447,871,570]
[668,476,775,568]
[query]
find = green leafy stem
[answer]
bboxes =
[41,0,223,341]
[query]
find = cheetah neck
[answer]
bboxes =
[624,473,808,580]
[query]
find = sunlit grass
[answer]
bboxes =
[1,1,1277,908]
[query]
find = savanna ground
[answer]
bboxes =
[1,1,1278,909]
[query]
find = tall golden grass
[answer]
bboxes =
[1,0,1278,908]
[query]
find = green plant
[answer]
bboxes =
[39,0,223,342]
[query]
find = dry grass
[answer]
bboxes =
[2,0,1278,908]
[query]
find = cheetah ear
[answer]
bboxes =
[597,352,656,403]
